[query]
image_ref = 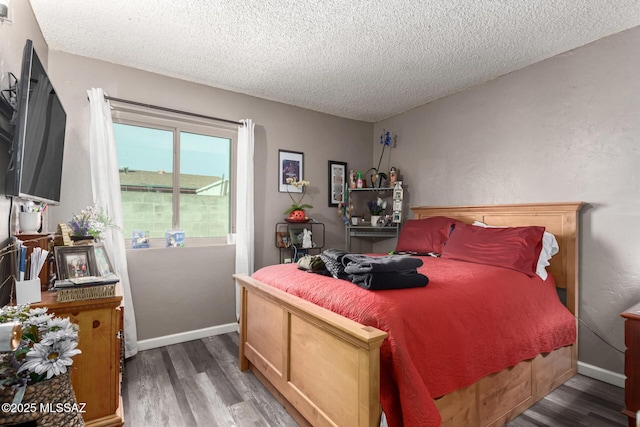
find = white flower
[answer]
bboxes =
[23,313,52,329]
[39,328,78,346]
[1,305,81,388]
[45,317,74,331]
[28,307,48,317]
[18,340,81,379]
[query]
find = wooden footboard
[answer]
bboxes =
[236,202,582,427]
[235,274,387,427]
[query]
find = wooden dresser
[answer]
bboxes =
[32,289,124,426]
[622,302,640,427]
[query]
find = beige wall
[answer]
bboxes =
[41,52,372,340]
[374,26,640,375]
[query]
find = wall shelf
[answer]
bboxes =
[344,186,402,251]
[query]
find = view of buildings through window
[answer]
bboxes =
[113,122,232,241]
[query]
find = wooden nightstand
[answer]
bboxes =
[621,302,640,427]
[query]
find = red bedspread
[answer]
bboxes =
[252,256,576,427]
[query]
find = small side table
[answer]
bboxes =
[621,302,640,427]
[275,221,325,263]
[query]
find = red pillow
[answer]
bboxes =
[395,216,463,254]
[441,223,545,276]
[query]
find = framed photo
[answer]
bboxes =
[93,243,114,276]
[328,160,347,207]
[279,150,304,193]
[276,231,290,248]
[54,246,96,280]
[288,225,307,246]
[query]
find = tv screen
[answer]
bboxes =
[7,39,66,205]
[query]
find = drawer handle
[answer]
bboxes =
[93,320,100,329]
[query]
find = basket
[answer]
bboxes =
[0,372,85,426]
[57,284,116,303]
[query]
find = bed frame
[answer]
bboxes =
[234,202,582,427]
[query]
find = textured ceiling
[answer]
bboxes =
[29,0,640,122]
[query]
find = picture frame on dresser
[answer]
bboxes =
[93,243,114,276]
[54,246,96,280]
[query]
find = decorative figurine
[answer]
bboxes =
[349,169,356,189]
[389,167,398,185]
[302,228,313,249]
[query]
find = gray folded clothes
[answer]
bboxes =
[342,254,424,274]
[320,248,351,279]
[351,271,429,290]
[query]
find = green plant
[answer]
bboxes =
[284,178,313,214]
[368,197,387,215]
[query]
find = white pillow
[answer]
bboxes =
[472,221,558,280]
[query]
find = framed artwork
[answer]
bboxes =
[93,243,114,276]
[328,160,347,207]
[276,231,290,248]
[54,246,96,280]
[279,150,304,193]
[288,225,308,246]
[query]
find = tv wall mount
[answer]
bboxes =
[0,72,17,145]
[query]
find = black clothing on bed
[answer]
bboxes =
[350,271,429,290]
[342,254,424,274]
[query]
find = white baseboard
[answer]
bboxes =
[578,361,626,388]
[136,322,238,351]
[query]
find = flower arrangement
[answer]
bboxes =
[0,305,80,391]
[284,178,313,215]
[68,202,114,239]
[368,197,387,215]
[366,129,392,187]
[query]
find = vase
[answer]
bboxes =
[286,209,309,223]
[71,235,95,245]
[370,215,381,227]
[0,372,85,426]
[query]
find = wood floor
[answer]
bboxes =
[122,333,628,426]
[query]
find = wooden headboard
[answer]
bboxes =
[411,202,583,316]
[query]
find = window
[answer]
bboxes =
[112,109,236,245]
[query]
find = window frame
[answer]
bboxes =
[112,104,237,247]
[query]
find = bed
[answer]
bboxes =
[233,202,582,427]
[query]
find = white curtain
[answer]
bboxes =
[87,88,138,358]
[235,119,255,319]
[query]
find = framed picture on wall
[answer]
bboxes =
[279,150,304,193]
[328,160,347,207]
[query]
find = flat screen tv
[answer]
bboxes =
[6,39,66,205]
